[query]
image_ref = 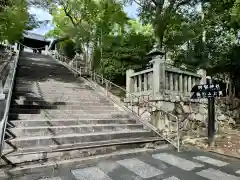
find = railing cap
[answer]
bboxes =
[146,47,165,57]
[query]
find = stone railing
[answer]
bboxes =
[164,67,202,96]
[126,55,206,98]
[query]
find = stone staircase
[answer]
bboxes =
[0,52,164,169]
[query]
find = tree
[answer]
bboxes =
[92,20,155,84]
[45,0,128,66]
[123,0,201,50]
[171,0,240,97]
[0,0,40,43]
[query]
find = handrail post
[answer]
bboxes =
[177,117,180,152]
[79,67,82,77]
[130,95,133,112]
[106,80,108,96]
[137,96,140,115]
[75,60,77,71]
[93,72,96,81]
[0,80,5,100]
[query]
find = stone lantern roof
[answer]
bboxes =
[146,44,165,65]
[147,47,165,57]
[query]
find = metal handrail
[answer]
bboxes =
[0,50,19,156]
[88,69,180,150]
[51,51,180,151]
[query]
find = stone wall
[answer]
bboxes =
[127,95,240,140]
[156,95,239,139]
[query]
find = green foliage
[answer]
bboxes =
[45,0,129,61]
[36,0,240,96]
[93,31,154,83]
[0,0,28,42]
[123,0,200,49]
[58,39,76,59]
[0,0,40,43]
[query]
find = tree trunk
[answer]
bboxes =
[229,73,234,99]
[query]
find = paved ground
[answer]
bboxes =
[185,130,240,159]
[4,146,240,180]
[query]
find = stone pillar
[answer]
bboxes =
[45,45,49,54]
[144,74,148,91]
[152,55,165,96]
[184,76,188,94]
[174,75,179,92]
[179,74,183,93]
[126,69,134,96]
[138,75,142,92]
[0,80,5,100]
[188,76,192,92]
[197,69,207,84]
[14,43,18,51]
[169,73,173,91]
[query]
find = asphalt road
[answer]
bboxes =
[5,145,240,180]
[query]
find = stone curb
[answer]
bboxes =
[208,149,240,160]
[182,143,240,160]
[0,144,171,179]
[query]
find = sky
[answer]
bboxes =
[29,2,139,35]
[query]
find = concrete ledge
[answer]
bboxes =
[5,144,171,177]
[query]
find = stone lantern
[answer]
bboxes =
[146,44,165,69]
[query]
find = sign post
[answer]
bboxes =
[191,80,226,147]
[208,96,215,146]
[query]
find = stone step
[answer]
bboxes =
[1,138,166,168]
[10,119,138,127]
[13,89,94,93]
[13,91,96,96]
[9,108,123,114]
[12,97,111,104]
[13,91,98,96]
[14,87,91,91]
[12,94,104,101]
[6,130,152,148]
[8,124,143,137]
[4,137,159,154]
[14,83,89,87]
[12,99,113,106]
[8,113,131,120]
[10,104,119,110]
[14,84,88,88]
[15,83,85,89]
